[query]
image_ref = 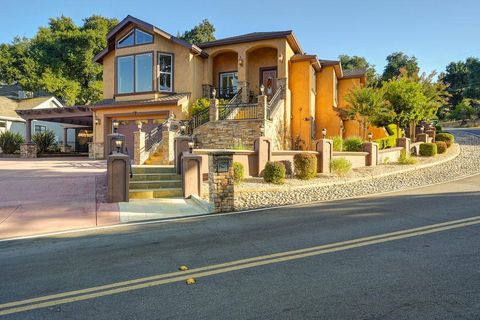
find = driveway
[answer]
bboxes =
[0,158,119,239]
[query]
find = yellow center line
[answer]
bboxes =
[1,215,479,316]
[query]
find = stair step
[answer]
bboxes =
[129,180,182,189]
[129,188,183,199]
[132,165,175,174]
[130,173,181,181]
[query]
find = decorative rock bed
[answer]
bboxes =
[229,131,480,211]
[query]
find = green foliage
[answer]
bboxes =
[293,153,317,180]
[230,139,247,150]
[435,141,447,154]
[435,124,442,132]
[331,136,343,151]
[233,162,244,185]
[398,149,417,165]
[452,99,475,121]
[374,136,397,150]
[338,54,378,85]
[435,133,455,147]
[191,98,210,114]
[343,137,364,151]
[330,158,352,177]
[0,15,118,105]
[32,130,57,153]
[0,131,24,153]
[178,19,215,44]
[382,52,420,81]
[263,161,286,184]
[419,143,437,157]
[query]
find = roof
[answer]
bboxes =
[197,31,304,54]
[319,59,340,67]
[16,96,54,110]
[341,68,367,79]
[0,84,23,98]
[291,54,321,72]
[0,97,22,120]
[94,15,207,63]
[89,92,190,109]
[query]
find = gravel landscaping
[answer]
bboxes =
[230,130,480,211]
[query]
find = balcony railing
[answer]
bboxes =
[218,86,238,99]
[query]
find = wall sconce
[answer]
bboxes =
[95,118,101,126]
[239,57,244,66]
[368,132,373,142]
[278,53,283,62]
[322,128,327,139]
[188,140,194,153]
[115,139,123,153]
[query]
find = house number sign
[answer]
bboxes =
[216,158,230,173]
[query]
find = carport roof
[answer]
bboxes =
[16,106,93,126]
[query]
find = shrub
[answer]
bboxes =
[279,160,293,175]
[343,137,364,151]
[0,131,24,154]
[332,136,343,151]
[374,136,396,150]
[330,158,352,177]
[293,153,317,180]
[435,133,454,148]
[32,130,57,154]
[419,143,437,157]
[264,161,286,184]
[233,162,244,185]
[435,124,442,132]
[191,98,210,114]
[435,141,447,154]
[398,149,417,165]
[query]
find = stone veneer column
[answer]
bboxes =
[161,125,176,165]
[209,98,219,122]
[20,143,37,158]
[133,130,145,165]
[257,95,268,120]
[316,139,333,173]
[209,152,235,213]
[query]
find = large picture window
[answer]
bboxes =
[158,53,173,92]
[117,53,153,94]
[117,28,153,48]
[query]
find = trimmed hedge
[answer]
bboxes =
[435,133,454,148]
[293,153,317,180]
[435,141,447,154]
[233,162,244,184]
[330,158,352,177]
[264,161,286,184]
[374,135,396,150]
[343,137,364,151]
[419,143,437,157]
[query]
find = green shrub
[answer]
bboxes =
[435,124,442,132]
[293,153,317,180]
[398,149,417,165]
[264,161,286,184]
[191,98,210,114]
[32,130,57,154]
[435,133,454,148]
[233,162,244,185]
[343,137,364,151]
[374,135,396,150]
[0,131,24,154]
[435,141,447,154]
[331,136,343,151]
[330,158,352,177]
[419,143,437,157]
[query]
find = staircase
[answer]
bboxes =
[143,146,165,165]
[129,165,182,199]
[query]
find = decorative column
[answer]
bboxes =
[25,119,32,143]
[363,142,379,166]
[257,94,268,120]
[161,122,175,165]
[209,152,235,213]
[174,135,193,174]
[396,137,411,156]
[133,130,145,165]
[20,119,37,158]
[254,137,272,177]
[182,153,202,198]
[107,152,130,203]
[209,98,219,122]
[237,49,249,103]
[316,139,333,173]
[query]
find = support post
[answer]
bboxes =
[315,139,333,173]
[133,130,145,165]
[161,124,176,165]
[209,98,219,122]
[396,137,411,156]
[182,153,202,198]
[363,142,379,166]
[257,95,268,120]
[174,136,192,174]
[107,152,130,203]
[254,136,272,176]
[209,152,234,213]
[25,119,32,143]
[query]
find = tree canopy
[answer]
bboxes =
[382,52,419,81]
[339,54,378,85]
[178,19,216,44]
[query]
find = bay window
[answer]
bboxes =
[158,53,173,92]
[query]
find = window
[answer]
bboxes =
[158,53,173,92]
[219,72,238,98]
[117,28,153,48]
[35,125,46,134]
[0,121,6,128]
[117,53,153,94]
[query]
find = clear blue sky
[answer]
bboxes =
[1,0,479,75]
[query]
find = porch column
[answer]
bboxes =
[210,98,219,121]
[237,49,249,103]
[25,119,32,143]
[257,95,268,120]
[63,128,68,148]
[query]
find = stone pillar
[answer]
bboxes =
[315,139,333,173]
[209,98,219,122]
[133,130,145,165]
[161,125,176,165]
[209,152,234,213]
[363,142,379,166]
[416,133,428,143]
[20,143,37,158]
[174,135,192,174]
[238,81,249,103]
[396,137,411,156]
[25,119,32,143]
[257,95,268,119]
[107,152,130,203]
[182,153,202,198]
[106,133,126,156]
[425,130,435,142]
[254,137,272,176]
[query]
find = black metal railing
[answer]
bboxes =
[219,103,258,120]
[189,107,210,132]
[267,86,283,119]
[218,86,238,99]
[145,122,165,152]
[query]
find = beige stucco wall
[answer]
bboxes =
[212,51,238,89]
[247,47,277,95]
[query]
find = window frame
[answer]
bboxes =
[116,28,154,49]
[115,52,155,96]
[34,124,47,134]
[158,52,174,93]
[218,71,238,98]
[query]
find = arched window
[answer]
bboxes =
[117,28,153,48]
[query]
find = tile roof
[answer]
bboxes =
[319,59,340,67]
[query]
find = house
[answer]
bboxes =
[85,15,387,160]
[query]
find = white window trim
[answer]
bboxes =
[158,53,174,93]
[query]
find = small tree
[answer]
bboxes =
[32,130,57,153]
[178,19,215,44]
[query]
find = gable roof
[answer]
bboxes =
[197,31,304,54]
[0,97,22,121]
[16,96,56,110]
[94,15,207,63]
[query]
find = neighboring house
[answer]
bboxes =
[89,15,387,159]
[0,87,77,149]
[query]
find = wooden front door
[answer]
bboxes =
[260,68,277,97]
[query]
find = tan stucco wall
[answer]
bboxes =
[247,47,277,95]
[212,51,238,89]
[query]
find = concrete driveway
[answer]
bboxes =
[0,157,119,239]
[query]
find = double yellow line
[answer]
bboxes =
[1,215,480,316]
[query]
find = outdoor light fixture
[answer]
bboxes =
[211,88,216,99]
[420,126,425,133]
[239,57,244,66]
[188,141,194,153]
[112,120,119,133]
[95,118,101,125]
[115,139,123,153]
[368,132,373,142]
[322,128,327,139]
[180,124,186,135]
[260,84,265,95]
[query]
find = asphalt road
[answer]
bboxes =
[0,174,479,319]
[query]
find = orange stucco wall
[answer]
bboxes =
[315,66,343,139]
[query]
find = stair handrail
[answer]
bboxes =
[219,87,244,120]
[267,86,283,120]
[145,119,169,152]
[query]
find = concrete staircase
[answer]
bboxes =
[144,144,165,165]
[129,165,182,199]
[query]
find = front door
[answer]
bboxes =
[261,68,277,98]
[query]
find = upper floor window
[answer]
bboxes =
[158,53,173,92]
[117,53,153,94]
[117,28,153,48]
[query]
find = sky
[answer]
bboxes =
[0,0,479,75]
